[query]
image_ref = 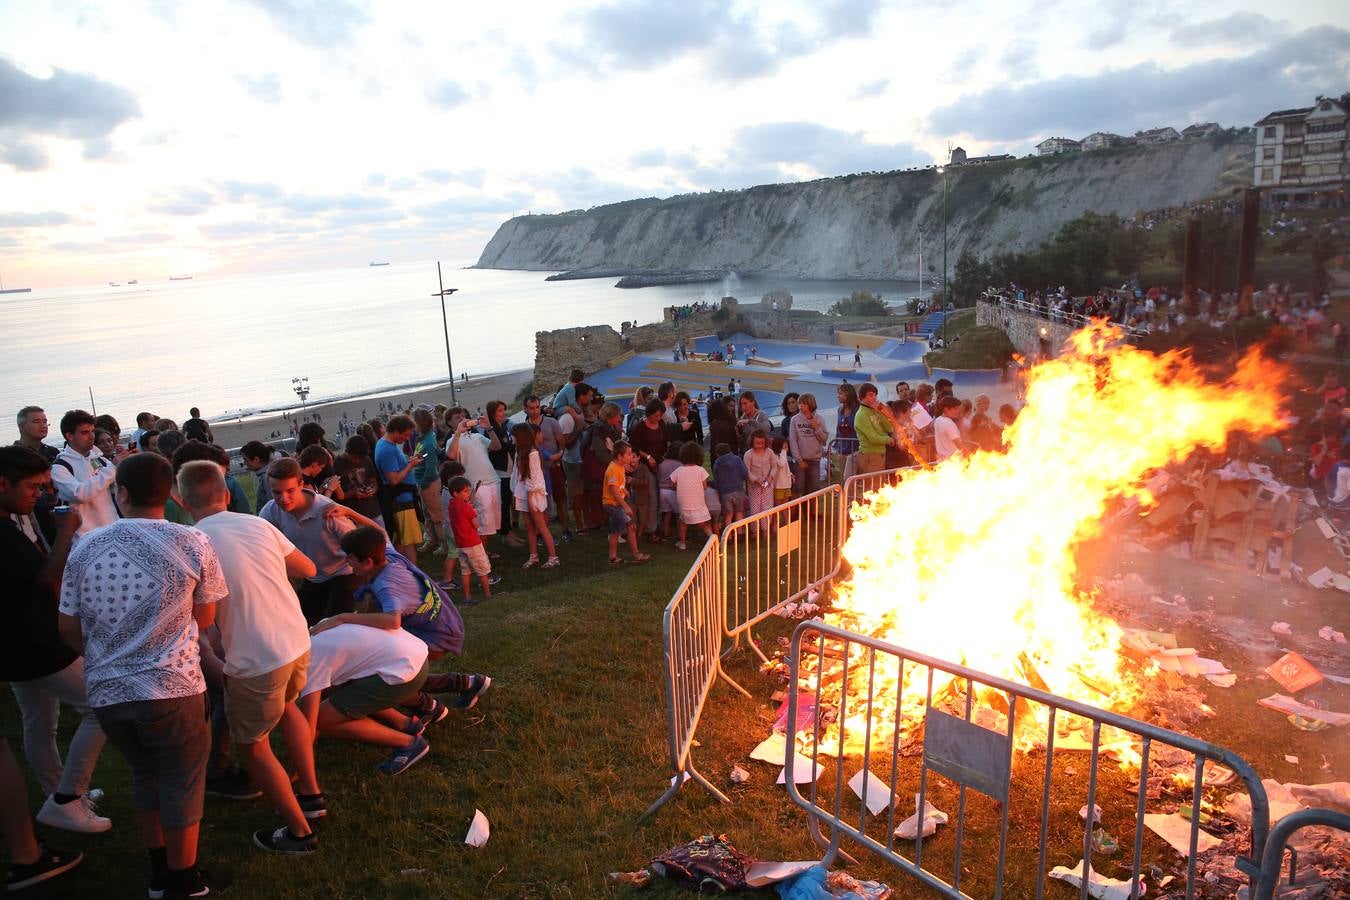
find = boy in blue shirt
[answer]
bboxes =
[711,442,748,529]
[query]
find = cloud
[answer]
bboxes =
[1170,12,1290,47]
[853,78,889,99]
[718,121,928,179]
[425,80,470,109]
[366,172,386,188]
[277,193,391,215]
[199,220,275,240]
[237,72,283,103]
[243,0,370,48]
[0,210,73,228]
[0,57,140,170]
[218,179,285,202]
[928,26,1350,142]
[411,191,534,218]
[147,186,215,216]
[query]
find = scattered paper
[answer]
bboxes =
[847,769,896,816]
[773,692,818,733]
[1285,755,1299,764]
[1319,626,1347,644]
[730,764,750,784]
[776,753,822,785]
[1307,567,1336,589]
[1079,803,1102,824]
[464,809,490,847]
[1204,673,1237,688]
[1316,517,1337,539]
[750,732,789,764]
[894,795,949,840]
[744,860,818,888]
[1257,694,1350,727]
[1143,812,1221,857]
[1271,622,1293,635]
[670,771,689,787]
[1264,652,1324,693]
[1047,859,1146,900]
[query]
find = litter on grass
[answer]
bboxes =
[893,796,949,840]
[464,809,490,847]
[847,769,896,816]
[1319,625,1347,644]
[1264,651,1325,693]
[1142,812,1222,856]
[1047,859,1146,900]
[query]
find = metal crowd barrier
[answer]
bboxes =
[784,619,1277,899]
[841,466,919,510]
[721,485,846,663]
[1252,808,1350,900]
[641,535,749,821]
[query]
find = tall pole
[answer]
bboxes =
[88,387,96,415]
[436,262,458,406]
[941,156,950,345]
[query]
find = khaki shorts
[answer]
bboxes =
[390,507,423,547]
[458,542,491,577]
[224,651,310,744]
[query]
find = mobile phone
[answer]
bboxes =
[53,505,71,517]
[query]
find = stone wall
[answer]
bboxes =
[533,325,626,396]
[976,300,1073,357]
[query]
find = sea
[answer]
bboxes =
[0,261,918,443]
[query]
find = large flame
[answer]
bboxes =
[823,323,1282,747]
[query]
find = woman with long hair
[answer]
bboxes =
[484,400,521,546]
[835,383,860,483]
[412,408,446,555]
[510,423,559,568]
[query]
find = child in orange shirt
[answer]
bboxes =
[603,442,650,566]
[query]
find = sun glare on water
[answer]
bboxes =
[824,323,1283,748]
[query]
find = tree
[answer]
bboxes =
[949,249,993,307]
[828,291,889,317]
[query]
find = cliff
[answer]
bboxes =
[475,135,1251,278]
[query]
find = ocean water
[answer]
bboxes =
[0,261,917,443]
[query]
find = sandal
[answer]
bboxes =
[522,555,539,569]
[631,552,652,563]
[541,557,561,569]
[608,557,624,566]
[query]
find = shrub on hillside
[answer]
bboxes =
[926,325,1015,370]
[829,291,889,317]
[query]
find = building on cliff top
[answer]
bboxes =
[1182,122,1220,139]
[1134,126,1181,144]
[1036,137,1081,156]
[1081,131,1131,152]
[1253,96,1348,197]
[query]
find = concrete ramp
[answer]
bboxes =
[874,339,918,360]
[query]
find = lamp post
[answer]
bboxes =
[937,150,950,345]
[432,262,459,407]
[291,376,310,412]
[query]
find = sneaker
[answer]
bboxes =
[5,846,83,892]
[452,675,492,710]
[36,794,111,833]
[204,765,262,801]
[417,697,449,725]
[294,793,328,820]
[253,826,318,855]
[164,867,233,899]
[541,556,561,569]
[437,579,458,591]
[401,715,429,738]
[486,573,502,586]
[617,536,627,544]
[377,736,430,776]
[560,530,575,543]
[675,541,688,550]
[433,544,449,557]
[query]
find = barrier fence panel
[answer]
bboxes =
[1251,809,1350,900]
[721,485,846,663]
[642,535,748,821]
[785,619,1281,899]
[841,465,919,511]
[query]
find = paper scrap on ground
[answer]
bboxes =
[894,796,949,840]
[1264,652,1325,693]
[1271,622,1293,635]
[730,764,750,784]
[744,860,818,888]
[464,809,490,847]
[776,753,822,785]
[1079,803,1102,824]
[1320,626,1348,644]
[1257,694,1350,726]
[1285,755,1299,764]
[750,732,789,764]
[848,769,895,816]
[1143,812,1221,856]
[1047,860,1144,900]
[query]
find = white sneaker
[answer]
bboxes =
[36,794,111,833]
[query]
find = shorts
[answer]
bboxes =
[472,482,500,535]
[514,491,547,513]
[720,491,747,515]
[328,660,428,720]
[679,507,711,525]
[390,507,423,547]
[458,542,492,577]
[660,488,677,514]
[605,504,631,536]
[224,652,309,744]
[774,488,792,504]
[704,487,722,516]
[563,461,583,500]
[94,694,209,828]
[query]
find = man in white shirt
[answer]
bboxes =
[445,409,502,540]
[934,396,966,461]
[179,461,322,855]
[51,409,129,536]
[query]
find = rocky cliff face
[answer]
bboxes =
[476,136,1250,278]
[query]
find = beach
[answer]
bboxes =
[207,369,532,448]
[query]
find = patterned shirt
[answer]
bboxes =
[59,519,226,707]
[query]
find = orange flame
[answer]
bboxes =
[825,323,1282,747]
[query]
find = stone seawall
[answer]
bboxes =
[976,300,1074,358]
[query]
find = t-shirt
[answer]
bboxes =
[934,416,962,460]
[529,415,564,457]
[58,519,226,707]
[301,623,429,697]
[448,431,499,488]
[657,458,680,491]
[193,511,310,679]
[713,453,749,495]
[357,548,465,655]
[449,497,482,548]
[603,460,627,507]
[670,465,709,516]
[332,454,382,518]
[374,438,415,492]
[553,383,577,413]
[259,491,353,582]
[413,432,440,488]
[183,417,212,442]
[0,516,78,682]
[627,419,668,467]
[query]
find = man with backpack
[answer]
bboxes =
[51,410,129,537]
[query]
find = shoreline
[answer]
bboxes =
[206,369,532,448]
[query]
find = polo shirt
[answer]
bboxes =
[259,490,353,582]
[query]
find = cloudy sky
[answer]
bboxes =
[1,0,1347,288]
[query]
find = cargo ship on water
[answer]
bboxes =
[0,275,30,295]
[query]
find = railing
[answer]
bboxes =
[640,535,748,820]
[720,485,846,663]
[984,295,1149,339]
[1251,808,1350,900]
[784,619,1274,899]
[841,466,918,509]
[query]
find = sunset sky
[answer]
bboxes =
[1,0,1346,288]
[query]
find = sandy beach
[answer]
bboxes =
[207,369,532,448]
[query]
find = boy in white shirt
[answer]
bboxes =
[934,396,966,461]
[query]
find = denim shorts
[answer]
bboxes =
[605,504,631,536]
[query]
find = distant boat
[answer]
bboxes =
[369,261,390,267]
[0,275,30,294]
[109,281,120,287]
[128,279,138,285]
[169,275,193,281]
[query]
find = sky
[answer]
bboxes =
[1,0,1347,289]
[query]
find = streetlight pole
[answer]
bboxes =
[938,159,949,345]
[433,262,459,407]
[291,376,310,413]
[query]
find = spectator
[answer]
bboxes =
[94,428,118,460]
[706,397,737,457]
[771,435,793,504]
[671,392,703,448]
[582,403,624,531]
[670,443,712,550]
[332,436,383,528]
[626,399,669,544]
[551,368,585,413]
[522,396,567,540]
[483,401,518,547]
[743,430,777,519]
[735,392,773,452]
[556,384,593,536]
[138,429,161,454]
[854,384,896,475]
[602,442,649,565]
[93,415,121,448]
[240,441,276,513]
[0,447,110,835]
[178,462,322,855]
[339,527,466,659]
[835,384,860,482]
[657,442,682,541]
[788,393,829,497]
[445,408,509,551]
[712,441,748,527]
[373,415,425,560]
[779,393,799,439]
[510,424,559,568]
[128,412,156,452]
[52,409,126,537]
[14,406,58,463]
[411,409,445,556]
[445,476,495,603]
[171,442,250,515]
[182,408,213,444]
[934,396,966,461]
[57,453,231,899]
[625,386,655,432]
